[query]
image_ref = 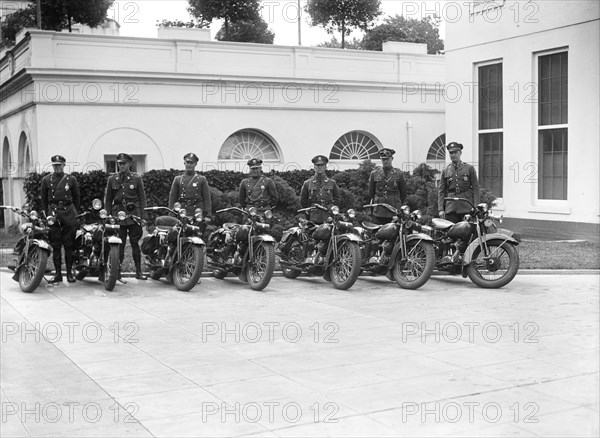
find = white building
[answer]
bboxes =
[445,0,599,236]
[0,27,445,225]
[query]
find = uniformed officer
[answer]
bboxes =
[41,155,80,283]
[169,153,211,217]
[104,153,148,280]
[239,158,279,212]
[300,155,341,224]
[438,142,480,223]
[368,148,408,225]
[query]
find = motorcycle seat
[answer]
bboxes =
[432,218,454,230]
[155,215,178,231]
[362,221,382,231]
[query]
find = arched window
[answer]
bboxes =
[427,134,446,161]
[218,129,281,162]
[17,132,31,177]
[330,131,380,160]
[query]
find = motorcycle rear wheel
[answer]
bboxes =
[281,239,302,279]
[247,242,275,291]
[466,242,519,288]
[393,241,435,290]
[104,245,119,291]
[330,241,361,290]
[19,247,48,293]
[173,244,204,291]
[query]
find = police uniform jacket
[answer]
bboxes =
[169,172,211,216]
[239,176,279,209]
[300,176,341,223]
[438,161,480,214]
[105,171,147,224]
[41,172,80,227]
[368,167,407,218]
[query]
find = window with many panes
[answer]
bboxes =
[478,62,503,197]
[538,51,568,200]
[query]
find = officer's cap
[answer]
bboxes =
[311,155,329,165]
[247,158,263,168]
[378,148,395,159]
[184,153,199,163]
[446,142,464,152]
[116,153,133,163]
[50,155,66,164]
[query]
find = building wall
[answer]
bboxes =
[445,0,599,225]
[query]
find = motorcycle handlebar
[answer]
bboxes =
[362,203,398,214]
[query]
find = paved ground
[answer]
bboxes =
[1,270,598,437]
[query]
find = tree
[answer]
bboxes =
[305,0,381,49]
[215,15,274,44]
[0,0,114,48]
[317,35,362,49]
[187,0,261,40]
[362,14,444,54]
[156,18,206,28]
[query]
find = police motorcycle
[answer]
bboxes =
[141,202,205,292]
[423,197,520,288]
[206,206,275,291]
[358,203,435,289]
[70,198,122,291]
[278,204,362,290]
[2,205,52,292]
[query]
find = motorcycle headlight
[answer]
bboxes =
[248,207,257,216]
[19,223,32,233]
[347,209,355,219]
[173,202,181,212]
[179,209,187,218]
[264,209,273,220]
[413,210,422,220]
[401,205,410,215]
[92,198,102,210]
[99,209,107,219]
[478,203,488,212]
[30,210,38,220]
[117,211,126,221]
[331,206,339,215]
[47,215,56,226]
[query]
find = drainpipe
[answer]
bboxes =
[406,120,413,173]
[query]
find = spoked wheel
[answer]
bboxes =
[330,241,361,290]
[393,241,435,290]
[247,243,275,291]
[104,245,120,291]
[281,240,302,279]
[466,242,519,288]
[173,244,204,291]
[19,247,49,293]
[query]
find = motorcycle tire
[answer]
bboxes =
[173,244,204,292]
[281,239,302,279]
[330,241,361,290]
[466,242,519,289]
[18,247,49,293]
[247,242,275,291]
[393,241,435,290]
[104,245,120,291]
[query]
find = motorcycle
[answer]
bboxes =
[141,203,206,291]
[278,204,362,290]
[423,197,520,288]
[358,203,435,289]
[2,205,52,292]
[206,206,275,291]
[71,198,122,291]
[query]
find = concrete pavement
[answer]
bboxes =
[1,270,598,437]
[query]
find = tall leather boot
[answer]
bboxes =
[133,253,147,280]
[49,252,63,283]
[65,251,76,283]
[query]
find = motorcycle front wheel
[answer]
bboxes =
[104,245,120,291]
[330,241,361,290]
[247,242,275,291]
[393,241,435,290]
[19,247,49,293]
[173,244,204,291]
[466,242,519,288]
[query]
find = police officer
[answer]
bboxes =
[438,142,480,223]
[300,155,341,224]
[169,153,211,217]
[41,155,80,283]
[239,158,279,212]
[104,153,148,280]
[368,148,408,225]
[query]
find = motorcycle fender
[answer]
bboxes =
[107,236,122,244]
[405,233,434,243]
[182,236,205,246]
[335,233,362,244]
[463,234,519,264]
[31,239,51,251]
[252,235,276,244]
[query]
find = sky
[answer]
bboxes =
[114,0,447,47]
